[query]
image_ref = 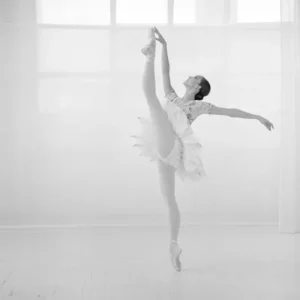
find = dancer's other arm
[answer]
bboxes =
[154,27,174,95]
[210,106,274,131]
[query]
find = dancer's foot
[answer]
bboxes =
[169,240,182,272]
[141,27,156,59]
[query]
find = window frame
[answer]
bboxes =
[36,0,281,113]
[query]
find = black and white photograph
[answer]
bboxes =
[0,0,299,299]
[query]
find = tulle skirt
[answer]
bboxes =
[132,101,207,181]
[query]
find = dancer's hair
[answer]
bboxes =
[195,77,211,101]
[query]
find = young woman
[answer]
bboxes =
[132,27,274,272]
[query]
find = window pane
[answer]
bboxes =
[38,29,110,73]
[227,30,280,73]
[38,77,110,114]
[173,0,196,24]
[226,74,281,115]
[36,0,110,25]
[174,0,225,25]
[237,0,280,22]
[113,29,147,72]
[116,0,168,24]
[166,29,225,73]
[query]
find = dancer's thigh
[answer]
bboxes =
[150,107,176,159]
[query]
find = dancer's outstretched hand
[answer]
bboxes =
[154,27,166,45]
[258,116,274,131]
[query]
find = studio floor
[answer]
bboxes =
[0,224,299,300]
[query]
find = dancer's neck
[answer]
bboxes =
[182,90,197,103]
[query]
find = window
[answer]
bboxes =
[237,0,280,23]
[36,0,281,114]
[173,0,197,24]
[116,0,168,24]
[174,0,226,25]
[173,0,281,25]
[36,0,110,25]
[38,29,110,73]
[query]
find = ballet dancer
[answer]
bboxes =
[132,27,274,272]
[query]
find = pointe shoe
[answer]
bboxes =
[141,28,156,59]
[169,240,182,272]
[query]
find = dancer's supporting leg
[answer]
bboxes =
[157,160,182,271]
[141,28,182,271]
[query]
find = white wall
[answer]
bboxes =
[0,1,281,226]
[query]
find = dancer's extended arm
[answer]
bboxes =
[211,106,258,119]
[210,106,274,131]
[154,27,174,95]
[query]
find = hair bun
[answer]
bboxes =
[196,93,203,100]
[194,77,211,101]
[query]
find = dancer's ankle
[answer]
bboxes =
[148,27,155,39]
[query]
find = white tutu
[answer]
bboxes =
[132,100,207,181]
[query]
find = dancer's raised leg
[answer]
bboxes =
[141,27,175,158]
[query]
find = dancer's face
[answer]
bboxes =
[183,75,203,88]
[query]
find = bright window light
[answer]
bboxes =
[36,0,110,25]
[237,0,280,22]
[38,29,110,72]
[116,0,168,24]
[173,0,197,24]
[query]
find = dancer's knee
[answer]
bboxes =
[165,196,177,208]
[165,197,180,218]
[160,182,176,203]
